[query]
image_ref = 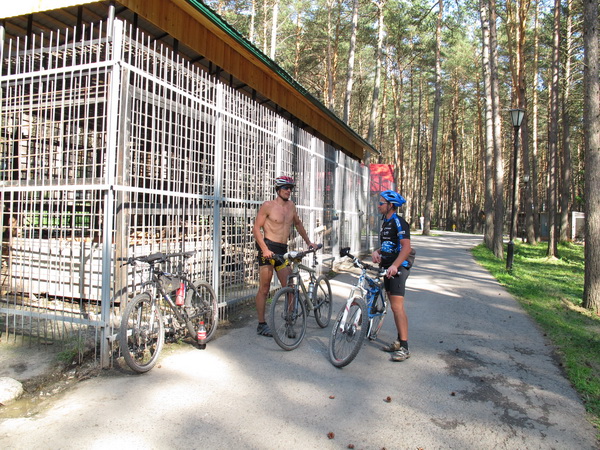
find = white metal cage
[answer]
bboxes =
[0,19,373,365]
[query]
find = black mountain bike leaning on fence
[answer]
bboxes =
[119,251,218,373]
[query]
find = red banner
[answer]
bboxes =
[370,164,395,192]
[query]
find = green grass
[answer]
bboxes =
[471,241,600,432]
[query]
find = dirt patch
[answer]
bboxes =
[0,346,100,419]
[216,301,258,335]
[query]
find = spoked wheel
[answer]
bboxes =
[119,292,164,373]
[367,293,387,341]
[186,280,218,343]
[313,275,333,328]
[328,296,368,368]
[269,287,307,351]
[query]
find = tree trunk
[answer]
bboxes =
[423,0,443,236]
[507,0,533,245]
[560,0,573,241]
[269,0,279,61]
[480,0,495,249]
[408,70,419,229]
[326,0,335,109]
[343,0,359,124]
[249,0,256,42]
[367,0,385,144]
[262,0,268,54]
[416,74,425,230]
[547,0,560,258]
[530,0,541,244]
[292,8,301,80]
[391,75,405,193]
[490,0,505,258]
[450,77,460,231]
[583,0,600,314]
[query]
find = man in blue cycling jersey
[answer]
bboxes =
[371,190,414,362]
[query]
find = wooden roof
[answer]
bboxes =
[2,0,375,160]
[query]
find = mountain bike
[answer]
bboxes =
[328,247,388,368]
[268,244,332,351]
[119,251,218,373]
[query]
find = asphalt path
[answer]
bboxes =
[0,231,597,449]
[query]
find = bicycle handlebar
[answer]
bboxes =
[124,250,196,266]
[339,247,387,277]
[272,243,323,264]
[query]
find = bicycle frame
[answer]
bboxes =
[285,259,318,310]
[338,262,386,333]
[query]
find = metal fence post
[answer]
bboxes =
[212,84,224,300]
[100,19,123,368]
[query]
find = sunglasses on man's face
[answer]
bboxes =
[379,201,390,206]
[281,185,294,191]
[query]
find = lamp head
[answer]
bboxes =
[509,108,525,128]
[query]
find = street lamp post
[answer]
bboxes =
[507,108,525,270]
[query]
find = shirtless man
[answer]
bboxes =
[252,176,316,337]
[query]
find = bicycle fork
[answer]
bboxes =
[337,288,365,333]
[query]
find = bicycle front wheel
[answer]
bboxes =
[187,280,218,343]
[269,287,307,351]
[119,292,164,373]
[328,296,368,368]
[313,275,333,328]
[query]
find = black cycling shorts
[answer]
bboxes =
[383,266,410,296]
[256,238,289,271]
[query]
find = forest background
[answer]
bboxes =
[204,0,599,313]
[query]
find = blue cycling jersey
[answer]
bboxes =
[380,213,411,268]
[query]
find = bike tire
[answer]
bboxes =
[313,275,333,328]
[328,296,368,368]
[269,287,307,351]
[187,280,218,343]
[119,292,164,373]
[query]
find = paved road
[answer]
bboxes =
[0,232,597,449]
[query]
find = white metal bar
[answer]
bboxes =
[99,19,123,366]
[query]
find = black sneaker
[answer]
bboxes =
[286,325,297,339]
[257,323,273,337]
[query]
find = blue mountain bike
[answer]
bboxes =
[328,247,388,368]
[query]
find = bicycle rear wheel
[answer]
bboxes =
[119,292,164,373]
[269,287,307,351]
[313,275,333,328]
[187,280,218,343]
[328,296,368,368]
